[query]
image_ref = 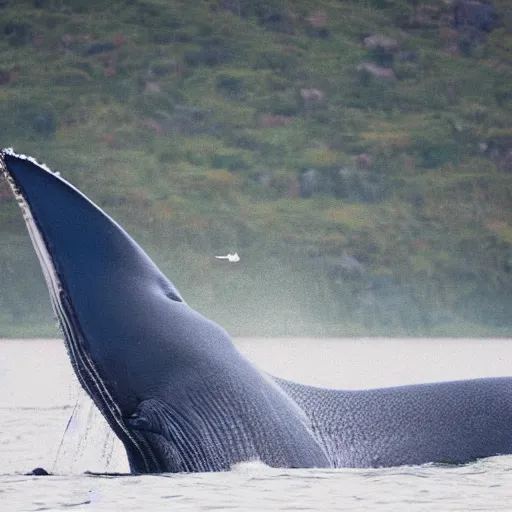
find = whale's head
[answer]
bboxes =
[0,148,235,473]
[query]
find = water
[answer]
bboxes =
[2,337,512,511]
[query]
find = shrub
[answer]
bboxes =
[3,20,32,46]
[216,74,245,99]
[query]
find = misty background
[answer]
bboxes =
[0,0,510,337]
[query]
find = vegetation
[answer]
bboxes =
[0,0,511,337]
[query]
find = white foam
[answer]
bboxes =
[2,147,56,175]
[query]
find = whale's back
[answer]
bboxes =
[275,376,512,467]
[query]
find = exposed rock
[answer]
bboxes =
[280,44,299,53]
[257,173,272,188]
[397,3,450,30]
[61,33,91,45]
[306,11,327,28]
[249,172,299,198]
[363,34,399,52]
[103,66,116,78]
[363,34,399,67]
[333,167,387,203]
[300,88,325,106]
[397,51,420,63]
[143,81,161,94]
[299,168,324,198]
[298,166,390,202]
[286,178,300,198]
[478,141,488,154]
[305,11,329,38]
[113,33,126,47]
[321,254,365,280]
[356,62,396,80]
[356,153,373,169]
[340,254,365,274]
[412,239,430,251]
[258,114,292,128]
[453,1,500,33]
[100,134,117,146]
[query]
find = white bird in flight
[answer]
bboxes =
[215,252,240,263]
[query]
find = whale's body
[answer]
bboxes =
[277,377,512,467]
[2,148,512,472]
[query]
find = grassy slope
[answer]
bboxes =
[0,0,511,337]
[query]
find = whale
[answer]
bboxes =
[1,148,329,473]
[2,147,512,472]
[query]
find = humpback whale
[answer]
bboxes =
[2,147,512,472]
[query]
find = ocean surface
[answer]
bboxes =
[1,337,512,511]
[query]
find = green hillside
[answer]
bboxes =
[0,0,511,337]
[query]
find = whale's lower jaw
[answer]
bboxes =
[0,149,156,473]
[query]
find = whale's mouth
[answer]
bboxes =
[0,148,160,473]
